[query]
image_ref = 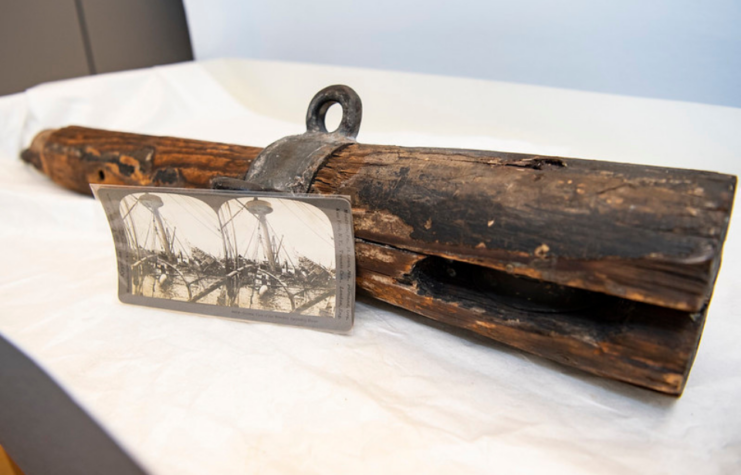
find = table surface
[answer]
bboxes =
[0,59,739,474]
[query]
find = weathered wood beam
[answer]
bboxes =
[312,144,735,313]
[21,126,736,394]
[355,239,706,395]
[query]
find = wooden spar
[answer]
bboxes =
[353,239,708,394]
[22,126,734,311]
[21,127,261,195]
[21,125,737,395]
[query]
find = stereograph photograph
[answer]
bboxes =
[116,192,337,318]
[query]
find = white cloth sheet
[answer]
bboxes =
[0,59,739,474]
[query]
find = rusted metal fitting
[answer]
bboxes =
[212,85,362,193]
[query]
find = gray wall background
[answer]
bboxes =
[2,0,739,107]
[0,0,192,96]
[184,0,741,108]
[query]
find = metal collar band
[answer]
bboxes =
[212,85,362,193]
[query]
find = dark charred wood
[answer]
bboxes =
[312,145,735,313]
[21,126,736,395]
[354,239,706,395]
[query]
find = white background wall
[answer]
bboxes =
[183,0,741,108]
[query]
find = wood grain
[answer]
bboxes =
[312,145,735,313]
[22,126,259,195]
[355,239,705,395]
[21,126,737,394]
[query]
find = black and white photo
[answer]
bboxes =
[95,186,355,331]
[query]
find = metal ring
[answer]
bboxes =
[305,85,362,139]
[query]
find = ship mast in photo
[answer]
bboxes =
[118,193,336,317]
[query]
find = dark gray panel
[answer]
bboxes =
[80,0,193,74]
[0,0,91,96]
[0,334,149,475]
